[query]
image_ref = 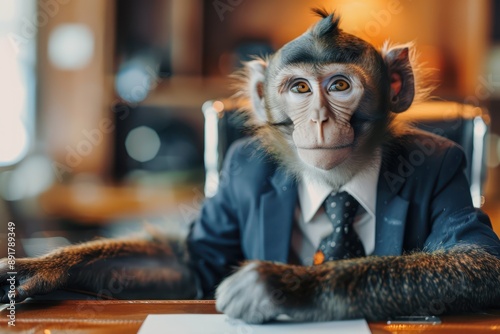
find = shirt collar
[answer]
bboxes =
[298,150,382,223]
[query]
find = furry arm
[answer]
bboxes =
[216,246,500,323]
[0,237,198,302]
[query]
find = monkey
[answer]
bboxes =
[1,9,500,324]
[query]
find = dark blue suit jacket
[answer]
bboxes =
[188,131,500,297]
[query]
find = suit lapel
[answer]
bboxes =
[260,168,298,262]
[374,145,410,256]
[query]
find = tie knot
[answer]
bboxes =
[323,191,359,225]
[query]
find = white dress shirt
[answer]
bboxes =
[291,152,382,265]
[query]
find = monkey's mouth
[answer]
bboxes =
[297,143,354,150]
[297,144,353,170]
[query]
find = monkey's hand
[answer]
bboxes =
[216,247,500,324]
[216,261,325,323]
[0,256,69,303]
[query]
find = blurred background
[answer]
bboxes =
[1,0,500,258]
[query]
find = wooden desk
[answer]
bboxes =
[1,300,500,333]
[39,183,202,223]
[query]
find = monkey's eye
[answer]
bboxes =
[290,81,311,94]
[329,79,350,92]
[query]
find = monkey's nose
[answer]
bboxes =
[311,106,330,124]
[311,115,329,124]
[311,116,329,143]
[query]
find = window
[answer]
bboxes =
[0,0,36,167]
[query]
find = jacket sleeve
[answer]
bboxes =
[187,142,245,298]
[424,145,500,257]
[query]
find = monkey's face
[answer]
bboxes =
[240,12,416,185]
[271,62,368,170]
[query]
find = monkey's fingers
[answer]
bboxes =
[0,258,22,281]
[217,261,331,323]
[0,259,29,303]
[216,261,286,324]
[0,258,68,303]
[0,283,27,303]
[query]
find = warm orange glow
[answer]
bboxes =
[213,100,225,113]
[313,250,325,265]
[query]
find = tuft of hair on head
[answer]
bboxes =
[311,7,330,18]
[310,8,342,39]
[380,40,437,106]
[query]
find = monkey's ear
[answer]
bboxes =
[244,59,268,123]
[382,45,415,113]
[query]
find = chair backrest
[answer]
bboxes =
[202,100,489,207]
[397,102,488,207]
[202,99,248,197]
